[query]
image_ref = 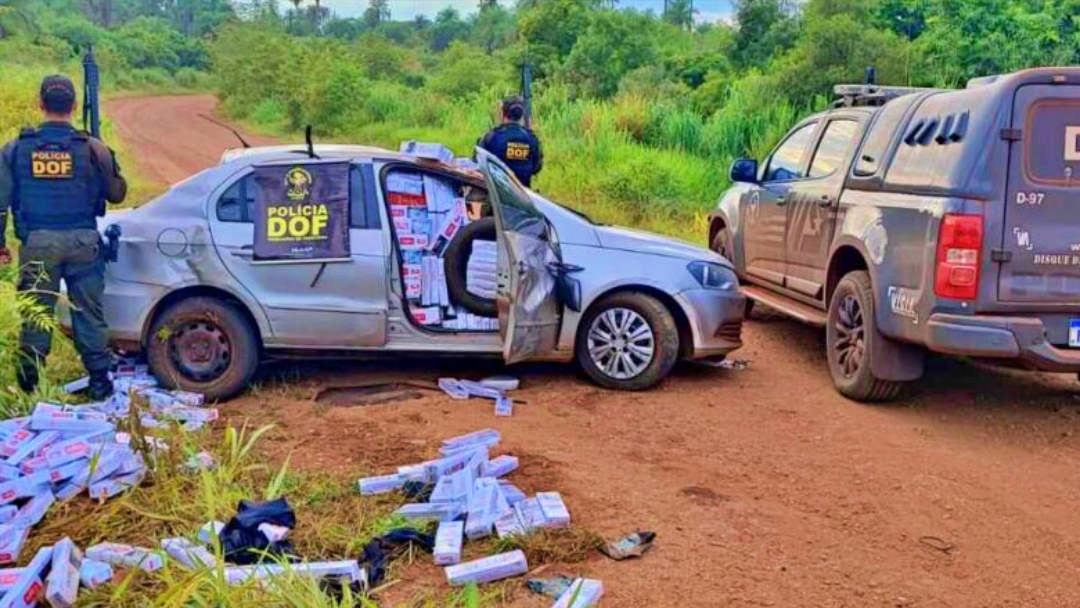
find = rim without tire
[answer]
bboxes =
[587,307,656,380]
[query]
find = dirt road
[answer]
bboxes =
[109,95,1080,607]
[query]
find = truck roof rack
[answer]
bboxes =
[832,84,933,108]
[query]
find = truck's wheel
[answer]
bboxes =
[711,227,754,318]
[826,271,904,402]
[576,292,679,391]
[146,297,259,401]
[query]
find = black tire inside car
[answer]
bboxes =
[576,292,679,391]
[444,217,498,317]
[826,271,905,402]
[147,296,259,401]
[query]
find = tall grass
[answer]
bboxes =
[212,29,811,243]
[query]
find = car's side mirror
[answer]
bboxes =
[730,158,759,184]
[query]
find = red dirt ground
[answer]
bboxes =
[107,95,1080,607]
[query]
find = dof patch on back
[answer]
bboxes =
[31,145,74,179]
[506,142,531,161]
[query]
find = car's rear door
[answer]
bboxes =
[476,149,561,364]
[209,161,389,348]
[998,85,1080,304]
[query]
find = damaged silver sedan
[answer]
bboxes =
[66,146,745,400]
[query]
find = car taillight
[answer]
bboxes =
[935,214,983,300]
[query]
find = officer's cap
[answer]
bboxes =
[40,75,77,114]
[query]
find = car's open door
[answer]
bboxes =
[476,149,561,364]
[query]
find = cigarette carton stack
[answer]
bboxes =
[357,428,573,587]
[387,170,499,332]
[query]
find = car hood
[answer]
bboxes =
[594,225,729,265]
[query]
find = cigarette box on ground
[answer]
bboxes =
[536,492,571,527]
[0,526,29,565]
[433,521,463,566]
[11,490,54,528]
[46,537,82,608]
[78,559,112,589]
[465,479,509,540]
[0,471,52,504]
[224,561,366,586]
[483,455,518,478]
[444,550,528,586]
[395,503,462,522]
[429,468,473,505]
[85,543,163,572]
[441,429,501,453]
[357,473,406,496]
[198,521,225,545]
[89,469,145,500]
[6,431,60,466]
[494,396,513,417]
[0,567,22,593]
[551,578,604,608]
[0,546,51,608]
[161,537,216,569]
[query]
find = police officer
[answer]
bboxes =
[478,97,543,187]
[0,75,127,400]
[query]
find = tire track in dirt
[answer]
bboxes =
[108,95,1080,607]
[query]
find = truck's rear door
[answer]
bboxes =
[999,84,1080,304]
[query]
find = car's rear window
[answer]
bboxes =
[1026,99,1080,187]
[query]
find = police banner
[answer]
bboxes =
[252,162,350,261]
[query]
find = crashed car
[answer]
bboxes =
[70,146,745,400]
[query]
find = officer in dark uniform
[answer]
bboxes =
[478,97,543,187]
[0,75,127,399]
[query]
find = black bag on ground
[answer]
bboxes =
[220,497,297,565]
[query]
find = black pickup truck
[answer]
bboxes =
[710,67,1080,401]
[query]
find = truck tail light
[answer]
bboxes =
[935,214,983,300]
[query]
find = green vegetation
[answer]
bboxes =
[209,0,1080,237]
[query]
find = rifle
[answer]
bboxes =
[520,62,533,129]
[82,45,101,139]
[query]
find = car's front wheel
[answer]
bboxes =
[826,271,905,402]
[576,292,679,391]
[147,296,260,401]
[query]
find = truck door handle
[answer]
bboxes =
[818,194,834,207]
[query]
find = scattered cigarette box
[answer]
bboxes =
[494,395,513,417]
[357,473,406,496]
[0,430,35,459]
[437,379,470,401]
[78,559,112,589]
[516,498,549,531]
[536,492,571,528]
[41,438,93,470]
[46,538,82,608]
[0,567,22,593]
[11,490,54,528]
[430,468,473,505]
[48,459,90,484]
[433,521,464,565]
[161,537,216,569]
[198,521,225,545]
[0,526,29,564]
[395,503,462,522]
[551,578,604,608]
[483,455,518,478]
[0,506,15,525]
[63,376,90,394]
[441,429,500,454]
[0,546,51,608]
[444,550,528,586]
[89,468,145,500]
[465,479,507,540]
[85,543,163,572]
[6,431,60,466]
[224,561,366,586]
[0,471,52,504]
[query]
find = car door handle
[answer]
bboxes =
[776,194,790,206]
[232,249,253,260]
[818,194,835,207]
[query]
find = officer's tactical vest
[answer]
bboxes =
[488,124,538,185]
[14,125,100,231]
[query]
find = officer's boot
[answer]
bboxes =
[88,371,114,402]
[16,363,39,394]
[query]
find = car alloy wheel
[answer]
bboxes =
[832,293,865,378]
[168,320,233,383]
[586,307,656,380]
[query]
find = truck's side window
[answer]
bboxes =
[809,119,859,178]
[764,123,817,182]
[217,174,255,223]
[853,94,920,177]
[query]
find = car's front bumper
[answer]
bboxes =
[676,288,746,359]
[926,313,1080,372]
